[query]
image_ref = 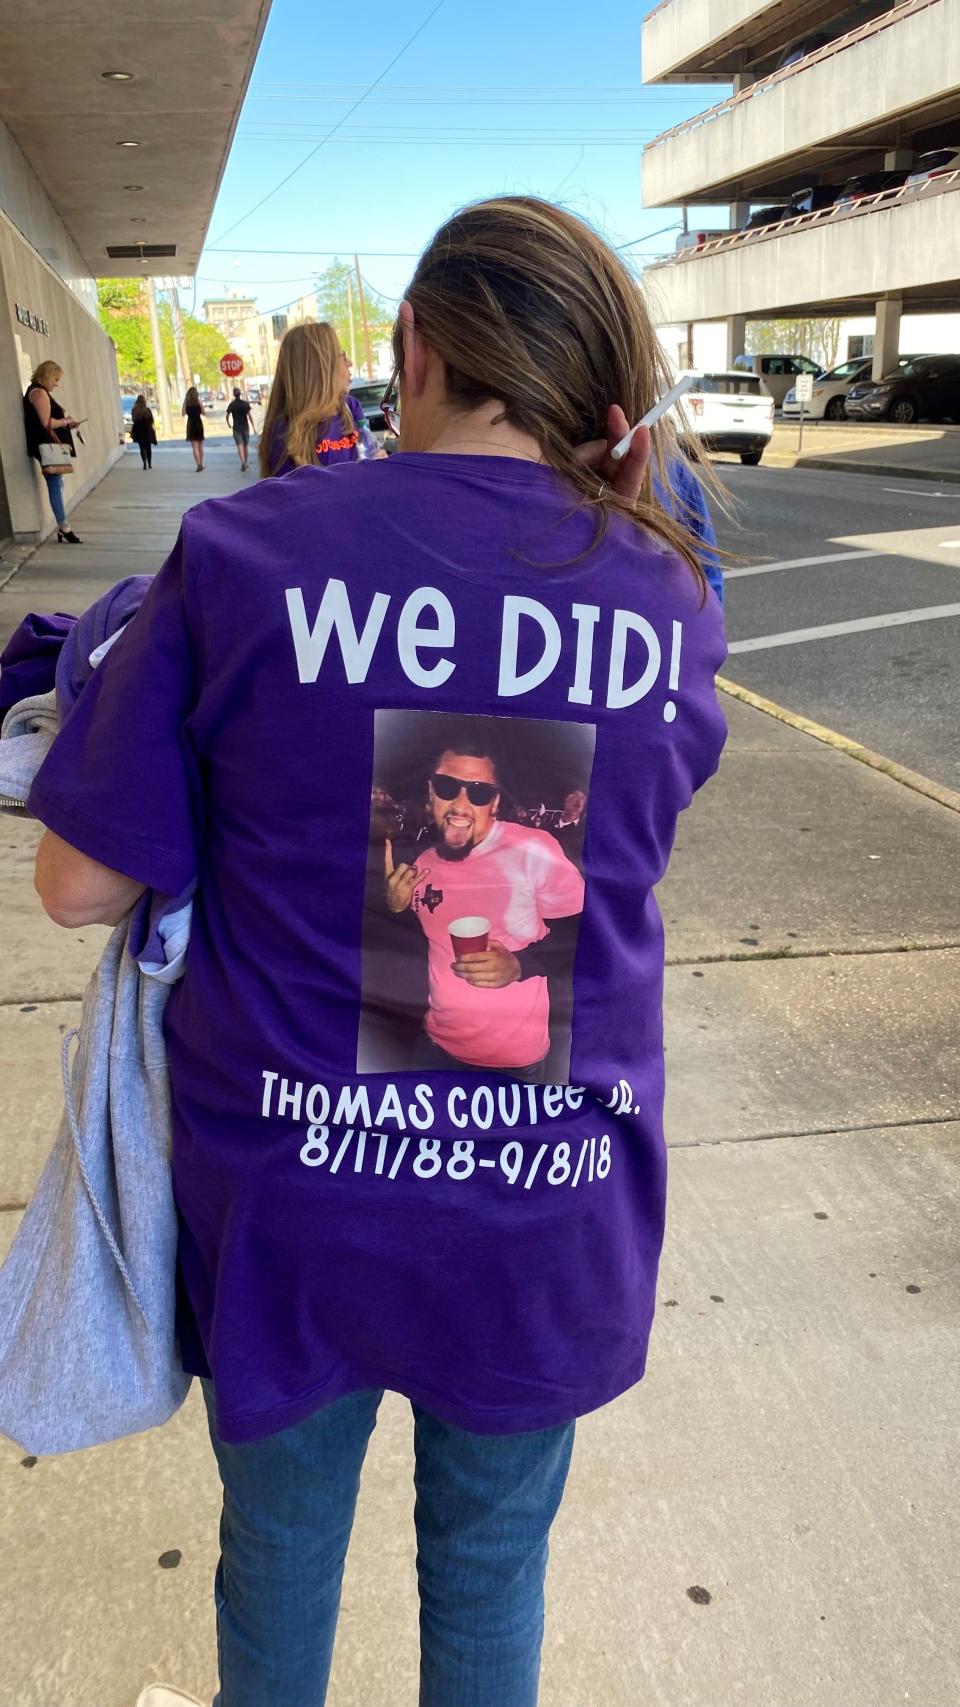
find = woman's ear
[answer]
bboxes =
[399,300,426,399]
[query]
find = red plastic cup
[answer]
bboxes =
[450,915,490,957]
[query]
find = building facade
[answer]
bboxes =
[641,0,960,376]
[0,3,271,544]
[204,292,321,387]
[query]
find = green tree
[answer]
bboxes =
[97,280,231,390]
[158,308,231,389]
[747,317,842,369]
[314,260,395,372]
[97,278,154,386]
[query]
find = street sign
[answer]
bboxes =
[796,373,814,403]
[220,352,244,378]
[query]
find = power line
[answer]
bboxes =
[210,1,447,245]
[204,247,421,256]
[236,136,659,148]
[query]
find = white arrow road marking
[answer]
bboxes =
[729,604,960,653]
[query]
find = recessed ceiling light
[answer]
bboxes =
[117,140,140,148]
[123,185,145,192]
[102,70,134,81]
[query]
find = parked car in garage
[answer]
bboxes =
[834,167,910,208]
[733,352,822,408]
[904,146,960,189]
[744,204,791,229]
[675,228,733,252]
[774,32,829,70]
[789,183,841,217]
[675,371,776,465]
[782,356,873,420]
[845,354,960,423]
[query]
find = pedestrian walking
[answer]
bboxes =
[258,319,386,477]
[30,195,727,1707]
[182,386,205,472]
[22,359,82,543]
[224,387,255,472]
[129,395,157,470]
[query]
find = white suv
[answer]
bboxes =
[675,371,776,466]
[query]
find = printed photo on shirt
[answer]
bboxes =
[358,710,595,1084]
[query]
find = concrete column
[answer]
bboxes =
[873,295,902,380]
[884,149,913,170]
[725,315,747,370]
[731,72,754,229]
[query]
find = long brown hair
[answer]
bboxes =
[183,386,200,410]
[396,196,720,592]
[259,321,352,476]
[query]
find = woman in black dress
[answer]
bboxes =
[182,386,205,472]
[130,395,156,470]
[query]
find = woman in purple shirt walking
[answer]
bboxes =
[32,198,726,1707]
[259,319,385,477]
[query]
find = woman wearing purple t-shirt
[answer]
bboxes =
[32,198,727,1707]
[259,319,385,477]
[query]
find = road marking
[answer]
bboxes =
[940,540,960,547]
[726,549,887,579]
[716,677,960,817]
[728,603,960,652]
[883,487,950,498]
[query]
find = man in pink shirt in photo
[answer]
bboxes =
[384,737,586,1082]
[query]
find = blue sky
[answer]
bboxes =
[193,0,725,319]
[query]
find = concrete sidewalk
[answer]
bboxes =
[755,419,960,482]
[1,440,958,1707]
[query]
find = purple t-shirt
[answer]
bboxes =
[271,392,372,475]
[30,454,727,1444]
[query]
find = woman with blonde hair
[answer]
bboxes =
[22,359,82,543]
[259,319,384,476]
[31,197,726,1707]
[182,386,206,472]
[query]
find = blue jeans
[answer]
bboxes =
[44,472,66,528]
[202,1383,575,1707]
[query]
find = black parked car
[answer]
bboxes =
[845,354,960,424]
[790,184,840,216]
[745,204,791,229]
[834,168,910,208]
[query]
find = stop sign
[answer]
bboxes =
[220,352,244,378]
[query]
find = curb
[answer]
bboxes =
[757,455,960,483]
[716,676,960,817]
[796,457,960,483]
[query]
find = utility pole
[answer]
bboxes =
[169,284,192,395]
[354,255,374,379]
[346,271,358,368]
[146,277,173,439]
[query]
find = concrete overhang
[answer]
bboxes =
[0,0,271,278]
[642,0,960,206]
[643,0,873,83]
[642,181,960,321]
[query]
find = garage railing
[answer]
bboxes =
[647,170,960,271]
[644,0,942,151]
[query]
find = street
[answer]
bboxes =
[713,461,960,792]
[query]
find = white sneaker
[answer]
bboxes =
[136,1688,205,1707]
